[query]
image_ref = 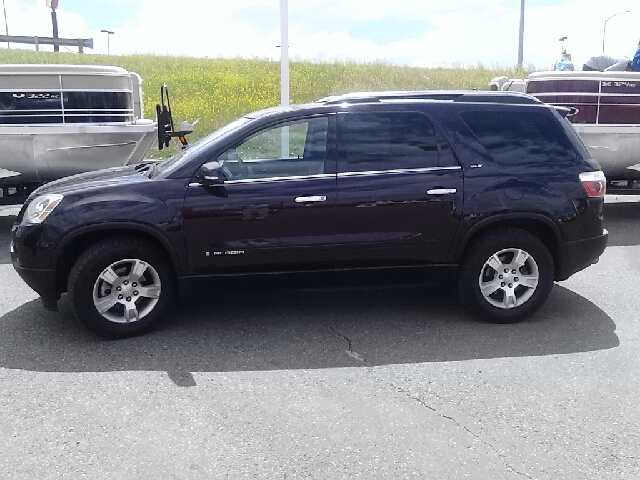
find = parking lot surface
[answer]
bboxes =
[0,202,639,479]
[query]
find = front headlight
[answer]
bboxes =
[24,194,64,224]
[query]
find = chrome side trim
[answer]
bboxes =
[337,166,461,178]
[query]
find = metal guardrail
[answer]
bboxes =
[0,35,93,53]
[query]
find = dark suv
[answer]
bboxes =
[11,91,608,338]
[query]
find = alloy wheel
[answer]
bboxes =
[92,258,162,324]
[478,248,539,309]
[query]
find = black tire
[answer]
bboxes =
[67,237,177,339]
[457,228,554,323]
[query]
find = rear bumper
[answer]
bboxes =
[556,229,608,281]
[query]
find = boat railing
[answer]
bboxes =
[527,75,640,125]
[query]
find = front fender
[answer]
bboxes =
[51,220,187,276]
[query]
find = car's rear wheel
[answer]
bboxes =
[67,238,176,339]
[458,228,554,323]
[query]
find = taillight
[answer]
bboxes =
[579,171,606,197]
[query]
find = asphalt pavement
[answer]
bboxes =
[0,203,638,479]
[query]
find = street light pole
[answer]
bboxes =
[602,10,632,54]
[518,0,525,68]
[101,29,114,55]
[46,0,59,52]
[280,0,289,158]
[280,0,289,108]
[2,0,9,48]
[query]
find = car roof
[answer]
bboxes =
[316,90,542,105]
[243,90,543,121]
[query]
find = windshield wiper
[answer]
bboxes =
[134,161,161,177]
[134,161,158,171]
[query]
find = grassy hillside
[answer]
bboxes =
[0,49,528,156]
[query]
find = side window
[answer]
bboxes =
[345,112,441,172]
[461,110,578,164]
[218,117,328,179]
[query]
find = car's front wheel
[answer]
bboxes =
[67,238,176,339]
[458,228,554,323]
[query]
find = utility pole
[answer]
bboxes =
[280,0,289,158]
[46,0,59,52]
[2,0,9,48]
[280,0,289,108]
[518,0,525,68]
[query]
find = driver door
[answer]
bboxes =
[183,115,337,276]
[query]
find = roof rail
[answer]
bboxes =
[317,90,541,105]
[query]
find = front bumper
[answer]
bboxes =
[556,229,608,281]
[12,261,59,301]
[11,223,60,301]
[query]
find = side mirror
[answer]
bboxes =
[197,161,225,186]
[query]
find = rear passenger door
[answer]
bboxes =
[334,107,463,268]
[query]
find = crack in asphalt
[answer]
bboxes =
[322,320,534,479]
[389,383,536,480]
[325,324,354,352]
[324,324,369,363]
[321,319,534,479]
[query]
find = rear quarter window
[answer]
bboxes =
[461,110,579,164]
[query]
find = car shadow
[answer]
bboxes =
[0,284,619,384]
[603,202,640,247]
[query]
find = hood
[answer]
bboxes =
[31,165,151,198]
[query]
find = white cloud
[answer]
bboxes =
[1,0,639,69]
[0,0,92,53]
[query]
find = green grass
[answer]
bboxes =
[0,49,530,157]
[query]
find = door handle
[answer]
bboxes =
[295,195,327,203]
[426,188,457,195]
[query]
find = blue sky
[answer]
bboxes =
[17,0,139,30]
[2,0,640,68]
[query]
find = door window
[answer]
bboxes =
[217,116,329,179]
[344,112,444,172]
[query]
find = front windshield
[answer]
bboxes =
[152,117,250,177]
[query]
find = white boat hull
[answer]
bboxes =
[0,123,156,184]
[0,64,158,187]
[573,124,640,179]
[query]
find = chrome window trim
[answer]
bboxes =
[188,166,461,187]
[224,173,335,185]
